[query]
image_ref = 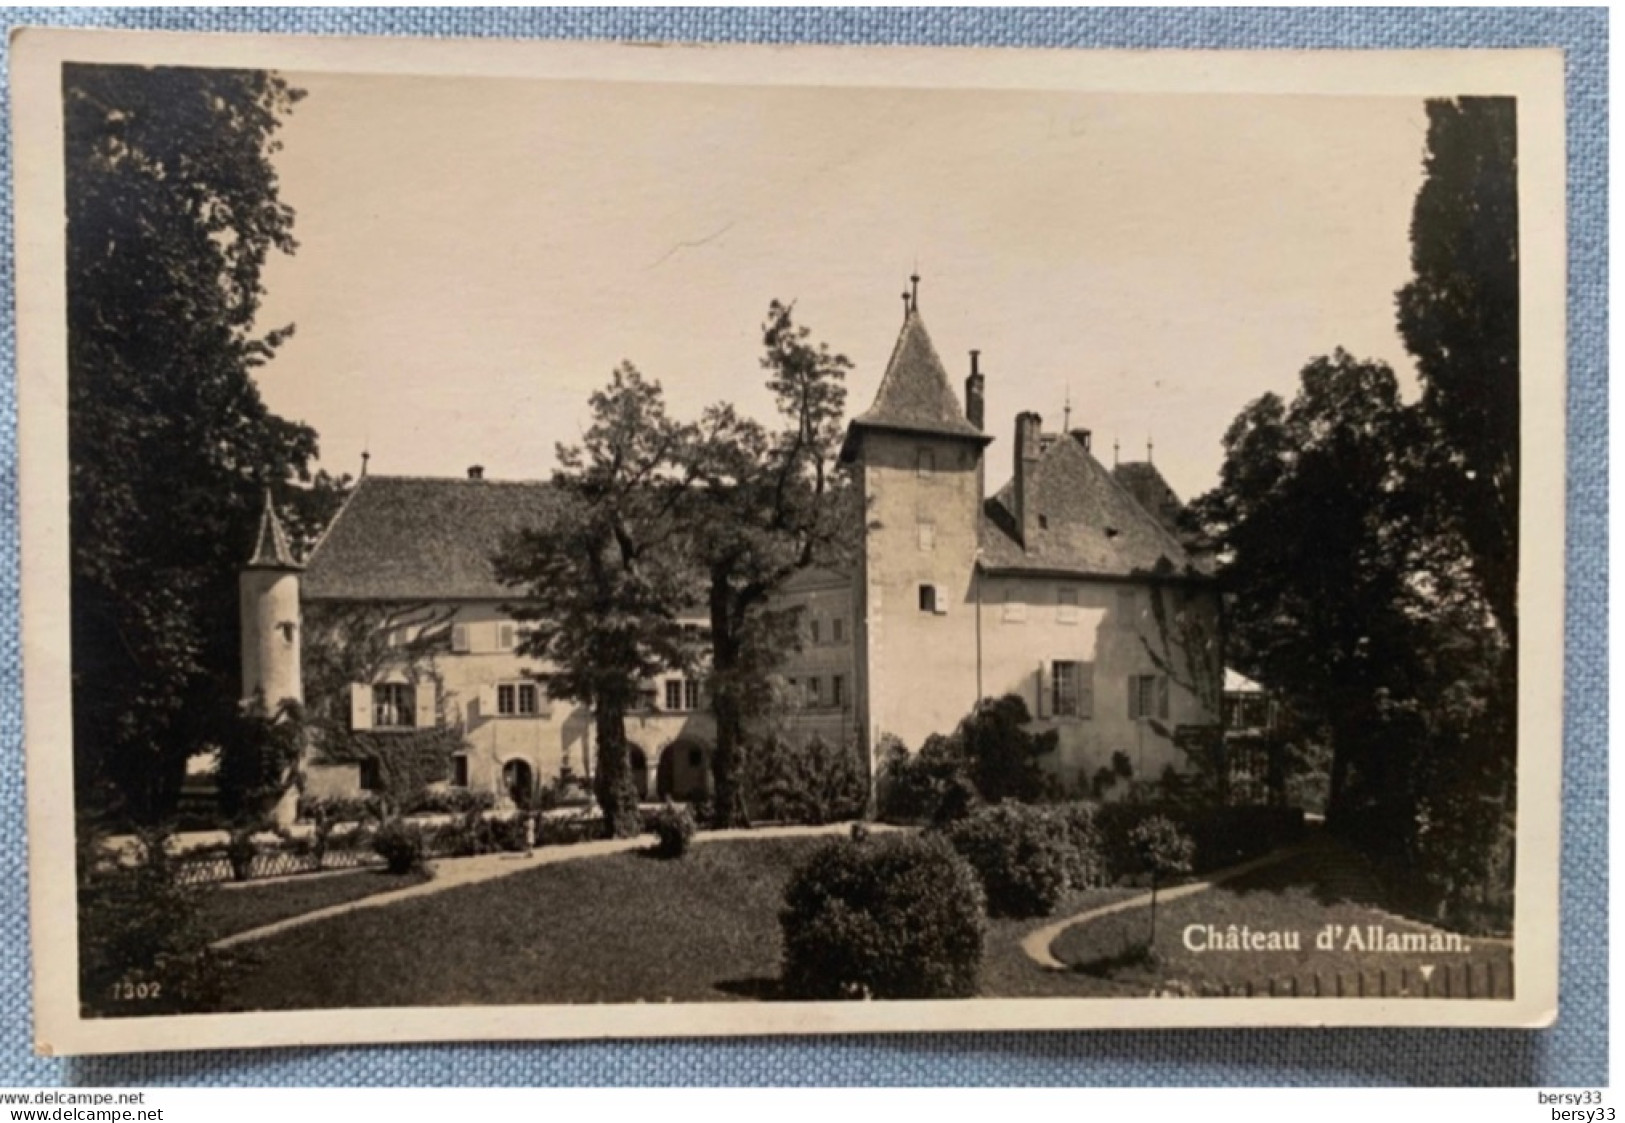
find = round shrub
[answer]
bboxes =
[649,801,697,860]
[942,803,1073,918]
[780,832,985,1000]
[372,819,427,875]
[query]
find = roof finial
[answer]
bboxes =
[1063,386,1072,432]
[360,449,370,478]
[901,289,911,318]
[1147,436,1154,465]
[1113,437,1120,467]
[910,271,920,312]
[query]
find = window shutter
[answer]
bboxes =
[349,684,373,731]
[1035,661,1050,719]
[1079,662,1095,719]
[933,584,949,616]
[414,682,437,728]
[451,624,470,653]
[1156,676,1170,720]
[498,623,515,650]
[476,683,496,721]
[536,677,553,718]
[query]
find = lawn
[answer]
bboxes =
[223,837,820,1009]
[1049,841,1515,998]
[197,868,431,943]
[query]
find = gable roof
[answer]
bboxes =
[1111,461,1187,539]
[979,433,1209,580]
[841,308,991,459]
[302,476,564,601]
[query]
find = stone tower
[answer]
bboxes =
[839,280,993,759]
[239,489,303,710]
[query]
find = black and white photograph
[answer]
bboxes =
[12,32,1565,1054]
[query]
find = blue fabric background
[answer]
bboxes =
[0,6,1605,1088]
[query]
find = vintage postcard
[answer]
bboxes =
[12,30,1566,1055]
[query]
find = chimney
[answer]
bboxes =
[467,465,485,480]
[1014,412,1043,549]
[965,351,985,431]
[1071,428,1092,453]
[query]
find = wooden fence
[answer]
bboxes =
[1175,960,1513,999]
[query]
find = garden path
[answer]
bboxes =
[1019,842,1311,971]
[211,821,873,951]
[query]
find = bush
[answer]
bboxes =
[955,695,1057,803]
[874,735,959,824]
[298,793,385,825]
[1095,803,1305,883]
[749,734,867,825]
[780,832,985,1000]
[648,801,696,860]
[225,827,260,883]
[78,827,232,1017]
[1049,801,1107,890]
[372,819,428,875]
[403,787,496,817]
[941,803,1074,918]
[536,810,601,847]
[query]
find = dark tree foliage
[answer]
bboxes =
[65,65,317,824]
[494,364,702,837]
[687,301,858,827]
[1396,97,1520,648]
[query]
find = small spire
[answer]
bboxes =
[1113,437,1120,467]
[1063,386,1072,432]
[901,289,911,319]
[910,272,921,312]
[1147,436,1154,465]
[360,449,370,478]
[246,488,301,570]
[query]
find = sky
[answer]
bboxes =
[252,72,1429,505]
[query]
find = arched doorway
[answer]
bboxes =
[657,740,713,802]
[627,745,649,801]
[501,759,534,808]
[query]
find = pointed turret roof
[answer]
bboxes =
[841,305,992,461]
[246,489,301,571]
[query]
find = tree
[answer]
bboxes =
[65,65,317,824]
[1127,815,1193,956]
[494,365,701,837]
[1396,97,1519,648]
[687,302,858,827]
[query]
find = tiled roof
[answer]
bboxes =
[842,309,990,459]
[246,490,301,570]
[1111,461,1187,539]
[979,433,1208,580]
[302,476,564,601]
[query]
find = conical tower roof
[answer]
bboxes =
[841,302,992,460]
[246,489,301,571]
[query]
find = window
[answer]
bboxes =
[919,584,939,613]
[372,683,415,728]
[359,758,383,791]
[498,682,539,716]
[1057,586,1080,625]
[832,617,845,644]
[665,680,684,711]
[918,521,936,552]
[810,617,823,645]
[831,674,846,708]
[1052,661,1080,717]
[1129,674,1170,721]
[807,676,822,706]
[684,679,702,711]
[688,747,704,768]
[1050,661,1094,718]
[1002,587,1027,623]
[451,755,469,787]
[638,688,658,712]
[1116,589,1139,629]
[917,448,935,477]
